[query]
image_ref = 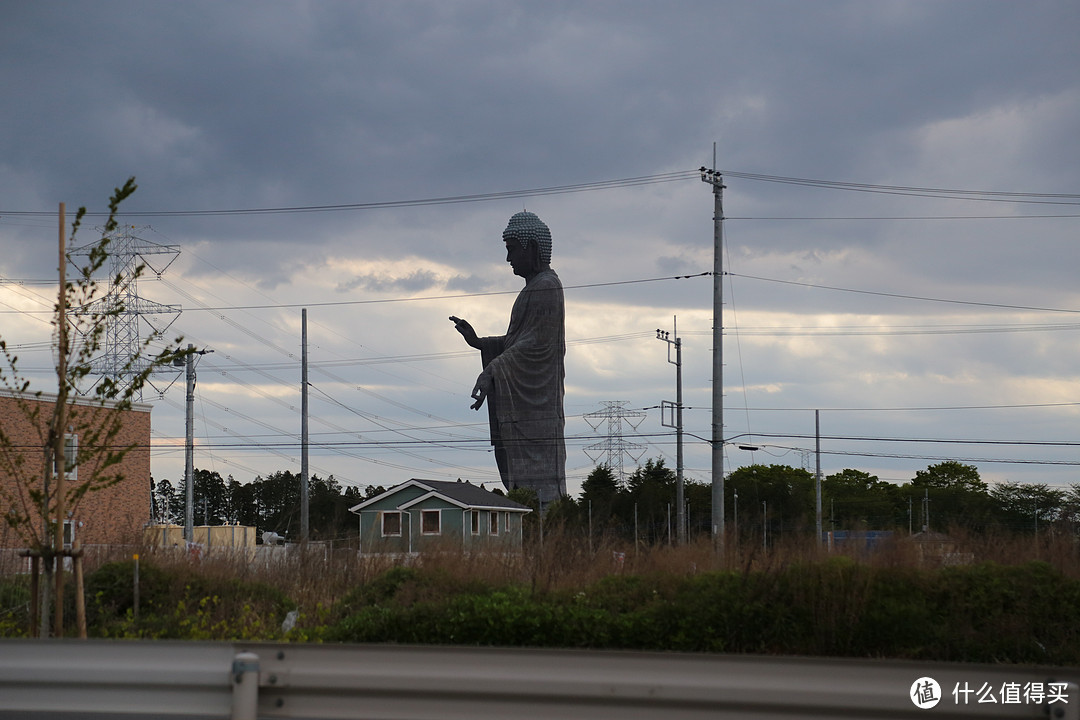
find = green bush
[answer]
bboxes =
[0,576,31,638]
[84,560,297,640]
[9,556,1077,660]
[325,561,1080,663]
[929,562,1080,664]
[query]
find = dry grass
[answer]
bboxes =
[6,521,1079,616]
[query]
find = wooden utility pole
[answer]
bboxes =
[53,202,69,636]
[816,410,823,547]
[184,344,195,542]
[300,309,309,545]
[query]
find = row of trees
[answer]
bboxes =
[152,470,384,542]
[542,459,1080,544]
[161,459,1080,546]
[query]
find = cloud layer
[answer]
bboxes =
[2,1,1078,497]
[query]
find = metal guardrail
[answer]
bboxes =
[0,639,1077,719]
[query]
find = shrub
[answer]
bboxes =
[85,559,296,640]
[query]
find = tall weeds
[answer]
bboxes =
[2,522,1078,658]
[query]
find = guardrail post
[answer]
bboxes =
[231,652,259,720]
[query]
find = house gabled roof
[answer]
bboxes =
[348,478,532,514]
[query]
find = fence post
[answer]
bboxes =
[74,541,87,639]
[133,553,141,623]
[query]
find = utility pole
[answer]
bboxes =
[762,501,767,551]
[300,309,309,546]
[182,345,213,543]
[700,160,725,553]
[184,344,195,543]
[922,489,930,533]
[53,202,68,637]
[815,410,823,547]
[657,317,685,544]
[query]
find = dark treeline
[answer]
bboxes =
[153,459,1080,545]
[151,470,385,542]
[543,459,1080,544]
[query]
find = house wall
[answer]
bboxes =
[354,482,528,556]
[358,489,422,554]
[0,391,151,548]
[462,509,523,552]
[410,496,464,553]
[359,509,412,555]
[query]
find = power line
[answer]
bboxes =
[729,214,1080,220]
[728,272,1080,314]
[4,169,1077,219]
[0,272,710,314]
[714,401,1080,412]
[720,170,1080,205]
[802,448,1080,468]
[0,171,700,218]
[753,433,1080,448]
[687,322,1080,337]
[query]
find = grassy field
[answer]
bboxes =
[2,527,1079,664]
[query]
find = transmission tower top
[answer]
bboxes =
[69,225,182,399]
[583,401,648,481]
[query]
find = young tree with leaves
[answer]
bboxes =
[0,179,189,637]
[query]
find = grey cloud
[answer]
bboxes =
[336,270,442,294]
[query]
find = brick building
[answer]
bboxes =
[0,389,152,549]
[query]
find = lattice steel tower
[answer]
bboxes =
[583,401,648,481]
[69,225,182,399]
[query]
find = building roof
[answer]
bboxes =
[0,387,153,413]
[348,478,532,514]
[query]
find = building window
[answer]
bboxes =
[470,510,480,535]
[489,511,499,535]
[54,434,77,481]
[421,510,441,535]
[504,512,510,532]
[381,511,402,537]
[49,518,75,549]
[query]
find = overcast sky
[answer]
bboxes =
[2,1,1078,506]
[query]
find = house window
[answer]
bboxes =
[381,511,402,537]
[421,510,441,535]
[489,511,499,535]
[470,510,480,535]
[504,512,510,532]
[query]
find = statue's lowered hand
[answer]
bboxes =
[470,371,493,411]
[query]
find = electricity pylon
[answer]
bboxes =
[583,401,647,482]
[69,225,182,399]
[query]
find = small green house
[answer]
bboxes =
[349,479,532,555]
